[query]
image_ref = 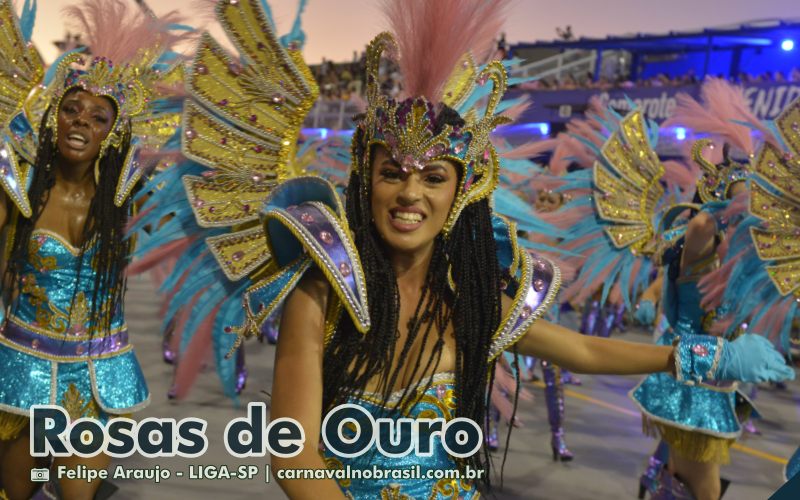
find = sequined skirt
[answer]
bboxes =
[0,333,150,426]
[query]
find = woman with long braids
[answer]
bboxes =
[259,3,790,498]
[133,1,793,498]
[0,1,185,498]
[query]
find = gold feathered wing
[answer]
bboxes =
[182,0,319,281]
[749,100,800,297]
[0,0,45,216]
[593,111,665,255]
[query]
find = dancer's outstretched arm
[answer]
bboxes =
[515,317,673,375]
[514,313,794,383]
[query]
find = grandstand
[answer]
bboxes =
[304,19,800,157]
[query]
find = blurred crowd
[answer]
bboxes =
[312,55,800,99]
[311,52,403,101]
[522,67,800,91]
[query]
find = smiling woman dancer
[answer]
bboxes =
[129,0,793,498]
[0,1,185,498]
[258,3,793,499]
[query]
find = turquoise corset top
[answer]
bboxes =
[322,372,481,500]
[10,230,125,336]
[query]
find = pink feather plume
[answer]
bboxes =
[663,78,774,156]
[383,0,510,102]
[64,0,190,65]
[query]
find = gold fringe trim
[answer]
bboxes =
[642,415,733,464]
[0,411,28,441]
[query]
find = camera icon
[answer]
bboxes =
[31,468,49,482]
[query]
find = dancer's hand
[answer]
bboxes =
[634,300,655,325]
[717,334,795,383]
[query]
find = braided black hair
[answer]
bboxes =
[322,105,503,490]
[3,93,135,342]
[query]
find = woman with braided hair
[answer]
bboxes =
[255,4,793,498]
[0,1,186,497]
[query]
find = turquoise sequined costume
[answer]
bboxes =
[0,229,149,424]
[630,205,747,463]
[321,374,479,499]
[0,0,184,435]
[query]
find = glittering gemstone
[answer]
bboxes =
[194,200,204,208]
[31,339,40,349]
[453,143,464,154]
[520,305,532,319]
[75,345,85,355]
[271,94,285,104]
[533,279,545,292]
[252,174,263,183]
[499,280,508,291]
[436,385,446,399]
[196,63,208,75]
[232,251,244,261]
[691,344,708,357]
[253,145,264,153]
[535,260,547,272]
[218,99,228,106]
[224,326,232,333]
[339,262,352,276]
[249,114,258,122]
[320,231,334,245]
[242,204,250,212]
[385,132,398,148]
[208,206,216,213]
[287,41,299,50]
[185,129,196,139]
[792,122,799,131]
[300,212,315,224]
[220,137,227,145]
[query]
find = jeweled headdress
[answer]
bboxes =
[666,79,761,204]
[0,0,188,216]
[691,139,750,203]
[354,0,511,234]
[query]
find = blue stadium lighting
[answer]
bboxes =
[302,128,331,138]
[781,39,795,51]
[675,127,687,141]
[494,122,551,136]
[539,123,550,136]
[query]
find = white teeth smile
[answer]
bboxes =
[67,134,88,146]
[392,211,423,223]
